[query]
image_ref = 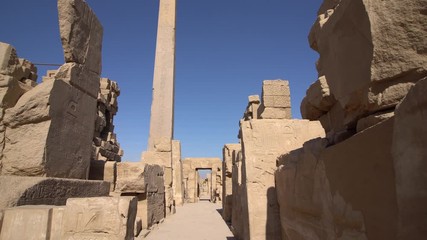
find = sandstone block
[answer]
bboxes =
[115,162,146,193]
[260,107,291,119]
[172,140,183,206]
[62,196,137,240]
[58,0,103,74]
[2,80,97,179]
[263,95,291,108]
[89,160,116,192]
[307,0,427,131]
[262,80,290,96]
[276,118,397,240]
[304,75,335,113]
[55,62,100,99]
[392,77,427,239]
[142,150,172,167]
[240,119,325,240]
[356,111,394,132]
[0,205,64,240]
[248,95,260,103]
[0,176,110,210]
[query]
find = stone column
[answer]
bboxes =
[147,0,176,151]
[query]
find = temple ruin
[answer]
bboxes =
[0,0,426,239]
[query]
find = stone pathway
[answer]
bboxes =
[143,201,235,240]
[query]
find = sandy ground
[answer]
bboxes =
[143,201,235,240]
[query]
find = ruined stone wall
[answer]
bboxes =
[222,144,240,222]
[274,0,427,239]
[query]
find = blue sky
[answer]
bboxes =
[0,1,322,161]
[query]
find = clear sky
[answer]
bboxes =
[0,0,323,161]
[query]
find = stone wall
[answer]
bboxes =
[222,144,240,222]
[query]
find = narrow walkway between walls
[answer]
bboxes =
[142,201,235,240]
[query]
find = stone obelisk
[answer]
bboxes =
[142,0,178,217]
[147,0,176,151]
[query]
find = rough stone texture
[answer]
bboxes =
[243,95,260,120]
[58,0,103,75]
[182,158,222,203]
[259,80,292,119]
[276,118,398,240]
[222,144,240,222]
[231,148,246,239]
[144,164,165,227]
[240,119,325,240]
[0,205,64,240]
[115,162,146,194]
[0,176,110,210]
[304,0,427,132]
[147,0,176,150]
[62,196,137,240]
[2,79,97,179]
[92,77,123,162]
[392,77,427,240]
[88,160,116,192]
[172,140,184,206]
[301,76,336,120]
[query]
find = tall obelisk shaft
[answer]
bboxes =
[148,0,176,150]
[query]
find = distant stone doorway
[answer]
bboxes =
[197,169,212,201]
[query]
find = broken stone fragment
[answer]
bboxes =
[2,79,97,179]
[58,0,104,74]
[61,196,137,240]
[115,162,146,193]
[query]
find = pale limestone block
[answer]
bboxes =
[0,176,109,210]
[392,77,427,240]
[55,62,100,98]
[304,75,336,114]
[62,196,137,240]
[260,107,292,119]
[115,162,146,193]
[2,80,96,179]
[50,207,65,240]
[58,0,103,74]
[0,205,64,240]
[240,119,325,240]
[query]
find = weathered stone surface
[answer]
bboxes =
[55,62,100,99]
[356,110,394,132]
[142,151,171,167]
[276,118,397,240]
[2,79,97,179]
[115,162,146,193]
[260,107,292,119]
[240,119,325,240]
[306,0,427,132]
[147,0,176,150]
[392,77,427,240]
[0,176,109,210]
[62,196,137,240]
[243,95,261,120]
[231,148,246,239]
[144,165,165,225]
[172,140,183,206]
[301,75,336,119]
[222,144,240,222]
[58,0,103,74]
[259,80,292,119]
[0,205,64,240]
